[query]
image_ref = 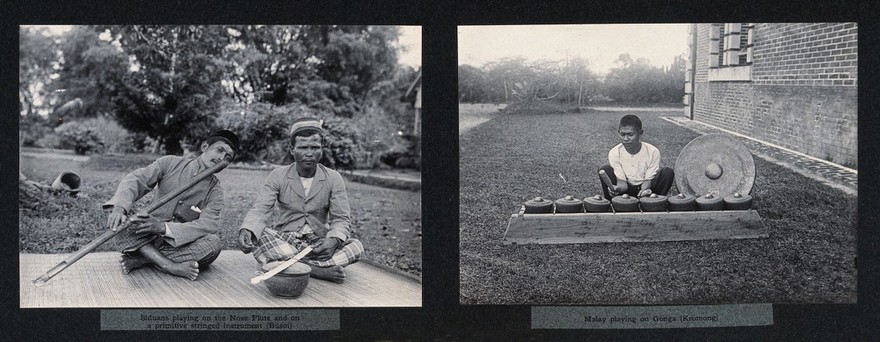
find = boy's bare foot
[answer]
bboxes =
[120,254,151,274]
[309,265,346,283]
[157,261,200,281]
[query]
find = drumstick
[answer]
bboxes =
[599,169,615,188]
[250,245,314,285]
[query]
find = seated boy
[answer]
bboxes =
[599,115,674,200]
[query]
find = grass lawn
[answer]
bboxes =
[459,106,856,304]
[19,154,422,277]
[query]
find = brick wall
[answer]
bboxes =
[751,23,857,86]
[691,23,857,168]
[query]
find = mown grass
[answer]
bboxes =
[459,108,856,304]
[19,154,422,276]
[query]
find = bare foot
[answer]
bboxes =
[157,261,200,281]
[120,254,151,275]
[309,265,346,283]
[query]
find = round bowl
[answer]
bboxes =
[260,262,311,298]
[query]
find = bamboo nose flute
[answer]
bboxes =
[32,159,230,285]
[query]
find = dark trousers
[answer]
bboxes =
[598,165,674,200]
[116,229,222,270]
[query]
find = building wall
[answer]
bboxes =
[691,23,857,168]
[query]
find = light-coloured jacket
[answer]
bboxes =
[240,163,351,241]
[103,155,223,247]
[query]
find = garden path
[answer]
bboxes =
[661,116,857,196]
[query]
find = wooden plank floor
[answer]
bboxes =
[20,252,421,308]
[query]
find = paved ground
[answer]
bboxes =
[661,116,857,196]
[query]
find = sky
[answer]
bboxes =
[396,26,422,68]
[458,24,689,75]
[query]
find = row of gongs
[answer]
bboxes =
[523,193,753,214]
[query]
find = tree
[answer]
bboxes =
[458,64,490,103]
[51,26,130,126]
[310,25,400,115]
[484,57,565,104]
[560,57,600,107]
[604,54,674,104]
[19,27,61,118]
[108,25,228,154]
[220,25,401,118]
[662,54,687,103]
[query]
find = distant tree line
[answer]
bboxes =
[20,25,419,168]
[458,53,686,106]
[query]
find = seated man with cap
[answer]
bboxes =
[105,130,240,281]
[238,118,364,283]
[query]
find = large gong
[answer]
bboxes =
[674,134,755,198]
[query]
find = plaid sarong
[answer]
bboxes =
[115,229,222,269]
[252,228,364,267]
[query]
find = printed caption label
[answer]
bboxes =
[101,309,339,331]
[533,304,772,329]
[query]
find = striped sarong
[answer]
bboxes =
[252,227,364,267]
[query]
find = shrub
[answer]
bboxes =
[216,100,321,162]
[55,121,104,155]
[379,133,420,170]
[82,116,132,154]
[19,114,52,147]
[35,133,63,149]
[54,117,133,155]
[128,132,159,153]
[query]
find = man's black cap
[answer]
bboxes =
[206,129,240,153]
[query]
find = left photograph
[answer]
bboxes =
[19,25,422,307]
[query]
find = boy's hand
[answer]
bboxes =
[638,189,653,197]
[607,186,620,196]
[608,182,628,197]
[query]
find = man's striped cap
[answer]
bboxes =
[289,117,323,136]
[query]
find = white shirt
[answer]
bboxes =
[300,176,314,196]
[608,142,661,186]
[298,176,315,236]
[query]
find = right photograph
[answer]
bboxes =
[458,23,857,305]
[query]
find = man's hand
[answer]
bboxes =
[132,214,166,235]
[107,206,127,231]
[238,230,257,254]
[310,237,341,261]
[638,188,653,197]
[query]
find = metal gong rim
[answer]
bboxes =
[674,134,755,198]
